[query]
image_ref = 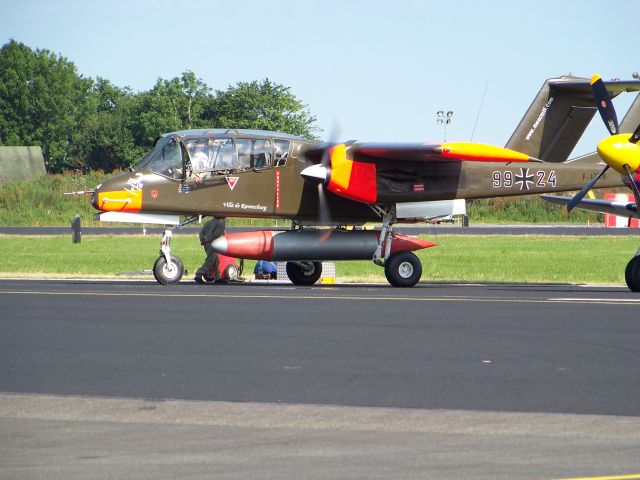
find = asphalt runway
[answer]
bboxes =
[1,279,639,479]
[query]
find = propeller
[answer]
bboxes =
[301,124,341,226]
[631,123,640,144]
[316,152,331,226]
[624,164,640,208]
[567,74,640,211]
[566,164,609,212]
[591,74,619,135]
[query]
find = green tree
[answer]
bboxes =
[80,78,144,171]
[134,70,210,146]
[0,39,95,172]
[207,78,320,139]
[0,39,321,172]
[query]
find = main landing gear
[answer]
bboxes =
[286,261,323,286]
[372,207,423,288]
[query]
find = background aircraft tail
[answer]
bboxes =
[505,76,640,163]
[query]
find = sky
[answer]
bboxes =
[1,0,639,156]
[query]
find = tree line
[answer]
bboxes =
[0,39,320,173]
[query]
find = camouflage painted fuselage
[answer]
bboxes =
[92,129,623,225]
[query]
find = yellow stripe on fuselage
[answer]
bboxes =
[97,190,142,212]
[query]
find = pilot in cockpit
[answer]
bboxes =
[189,142,211,183]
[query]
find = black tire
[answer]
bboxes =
[153,255,184,285]
[384,251,422,287]
[625,256,640,292]
[286,261,322,286]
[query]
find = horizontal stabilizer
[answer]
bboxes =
[540,195,639,218]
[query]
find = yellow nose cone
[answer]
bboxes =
[597,134,640,174]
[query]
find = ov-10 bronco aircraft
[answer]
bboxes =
[88,74,640,288]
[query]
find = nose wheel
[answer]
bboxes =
[153,254,184,285]
[152,228,185,284]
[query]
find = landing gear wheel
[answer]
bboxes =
[624,256,640,292]
[286,261,322,286]
[153,255,184,285]
[384,251,422,287]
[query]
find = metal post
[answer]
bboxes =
[436,110,454,142]
[71,215,81,243]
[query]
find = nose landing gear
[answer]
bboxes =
[153,229,185,284]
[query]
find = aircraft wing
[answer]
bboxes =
[540,195,640,218]
[300,140,544,203]
[304,141,539,163]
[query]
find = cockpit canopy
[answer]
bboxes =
[135,129,294,179]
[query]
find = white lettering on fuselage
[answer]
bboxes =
[223,201,267,212]
[526,97,554,141]
[492,169,556,190]
[124,175,144,195]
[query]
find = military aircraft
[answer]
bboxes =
[88,75,640,287]
[541,74,640,291]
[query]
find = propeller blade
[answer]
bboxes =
[317,183,331,226]
[624,164,640,207]
[566,165,609,213]
[316,123,341,225]
[590,74,619,135]
[630,122,640,144]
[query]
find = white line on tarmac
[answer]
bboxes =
[1,289,640,305]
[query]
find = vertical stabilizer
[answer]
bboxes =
[506,76,640,163]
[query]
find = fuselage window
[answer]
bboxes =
[253,139,272,169]
[214,138,235,170]
[236,139,253,170]
[179,136,280,176]
[235,138,273,170]
[274,139,290,167]
[187,140,213,173]
[137,135,184,179]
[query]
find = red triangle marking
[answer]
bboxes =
[226,176,239,190]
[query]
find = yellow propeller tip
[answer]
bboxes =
[590,74,601,85]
